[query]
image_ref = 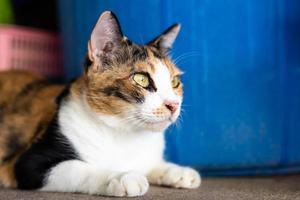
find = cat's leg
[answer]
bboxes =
[147,162,201,189]
[41,160,149,197]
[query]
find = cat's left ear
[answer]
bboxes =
[148,23,181,54]
[88,11,124,63]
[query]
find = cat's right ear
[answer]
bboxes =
[147,23,181,55]
[88,11,123,64]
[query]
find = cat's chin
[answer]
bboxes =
[142,119,172,132]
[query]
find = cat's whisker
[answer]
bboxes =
[172,51,199,62]
[174,55,202,66]
[119,114,139,123]
[172,51,201,65]
[174,55,201,66]
[173,51,201,60]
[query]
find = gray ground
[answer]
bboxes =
[1,175,299,200]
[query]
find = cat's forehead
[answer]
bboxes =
[129,45,182,77]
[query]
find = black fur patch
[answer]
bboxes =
[130,90,145,103]
[99,83,147,104]
[99,86,131,103]
[132,47,148,62]
[55,78,77,105]
[150,47,164,59]
[17,80,53,98]
[14,115,78,189]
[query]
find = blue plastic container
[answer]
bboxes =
[58,0,300,175]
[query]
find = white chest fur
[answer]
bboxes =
[58,99,165,174]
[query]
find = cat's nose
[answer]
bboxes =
[164,100,179,114]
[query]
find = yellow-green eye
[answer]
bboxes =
[171,76,180,88]
[133,73,149,88]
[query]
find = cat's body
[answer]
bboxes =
[0,11,200,197]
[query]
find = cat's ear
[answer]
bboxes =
[148,23,181,54]
[88,11,123,62]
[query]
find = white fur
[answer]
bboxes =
[41,60,200,197]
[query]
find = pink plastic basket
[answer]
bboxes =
[0,25,63,77]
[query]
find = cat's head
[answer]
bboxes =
[82,11,182,132]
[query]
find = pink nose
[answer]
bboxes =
[164,101,179,114]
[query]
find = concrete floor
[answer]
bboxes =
[1,175,300,200]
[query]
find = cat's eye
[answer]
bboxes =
[133,73,149,88]
[171,76,180,88]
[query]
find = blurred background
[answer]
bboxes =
[0,0,299,176]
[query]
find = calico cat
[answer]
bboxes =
[0,11,200,197]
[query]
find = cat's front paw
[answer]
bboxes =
[106,172,149,197]
[149,166,201,189]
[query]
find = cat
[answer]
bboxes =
[0,11,201,197]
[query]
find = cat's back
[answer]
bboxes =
[0,70,64,116]
[0,70,64,187]
[0,70,43,104]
